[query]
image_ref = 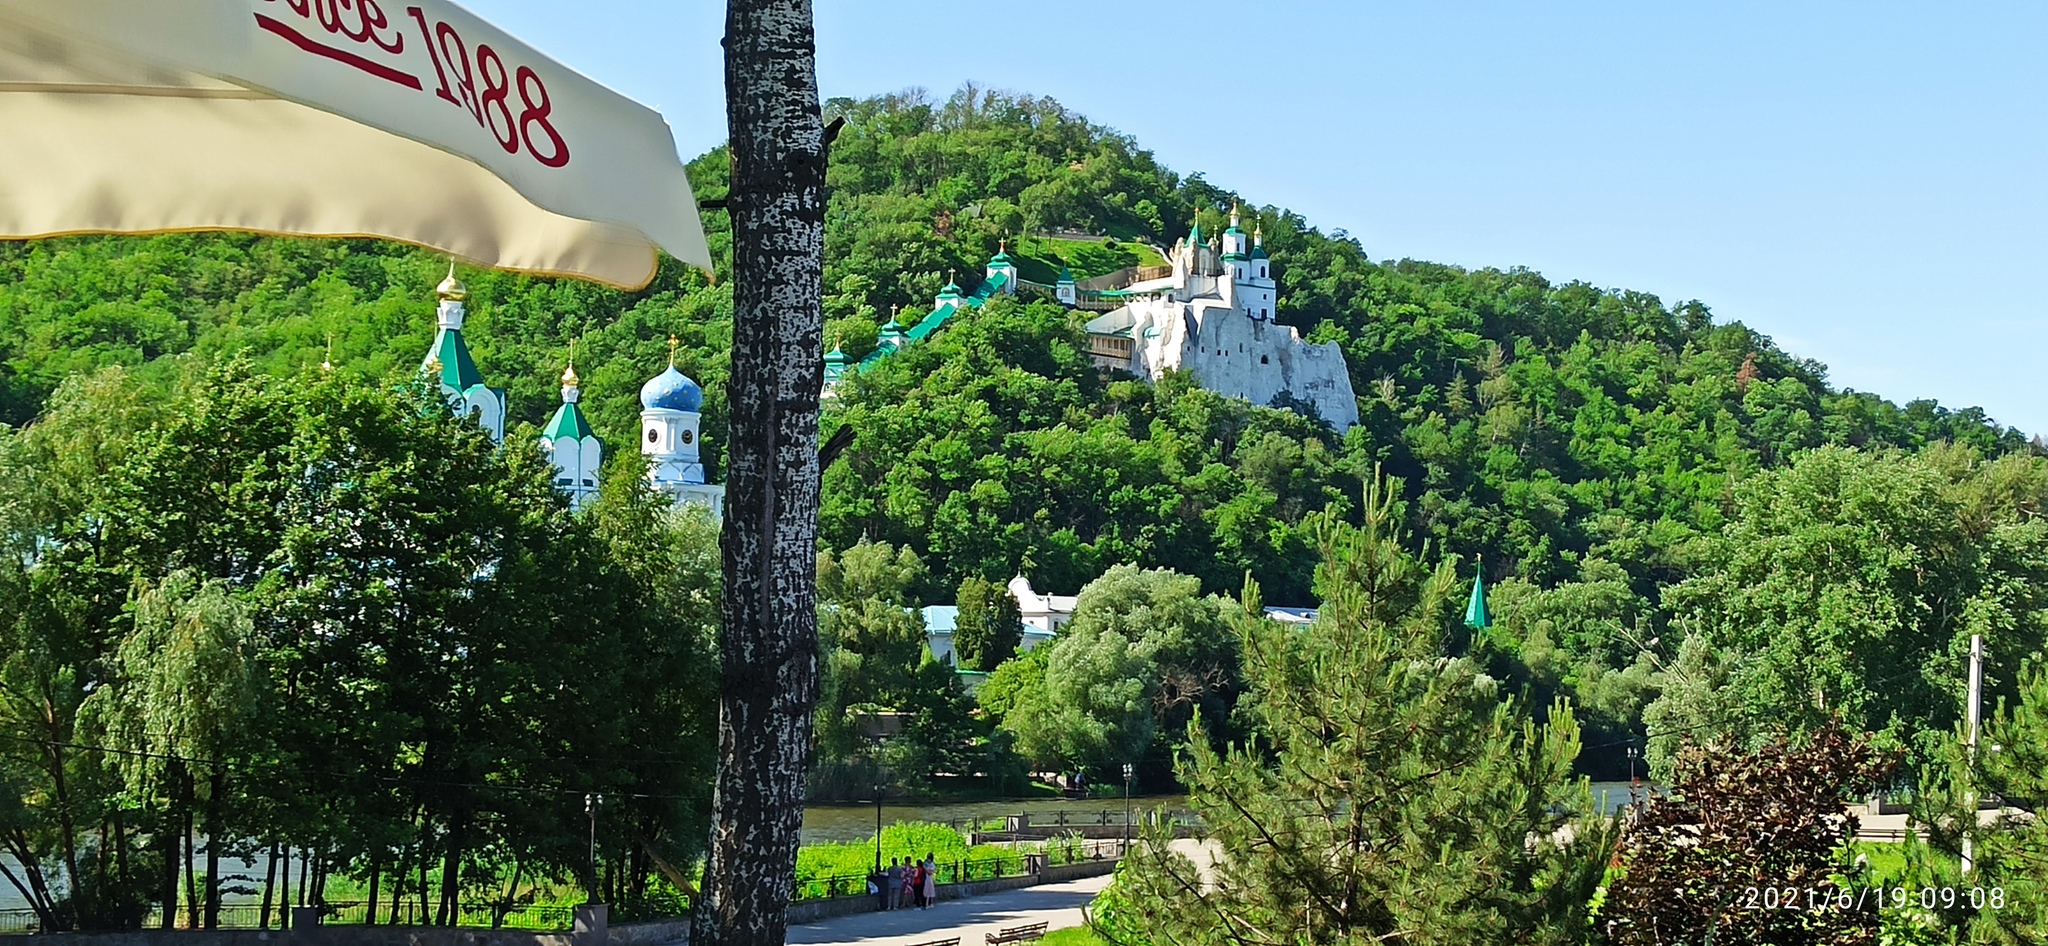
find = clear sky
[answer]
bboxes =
[464,0,2046,437]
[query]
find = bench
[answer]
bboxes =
[908,939,960,946]
[986,922,1048,946]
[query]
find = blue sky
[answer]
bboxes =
[465,1,2046,437]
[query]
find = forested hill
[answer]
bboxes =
[0,85,2034,609]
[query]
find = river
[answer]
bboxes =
[0,782,1657,910]
[800,781,1651,845]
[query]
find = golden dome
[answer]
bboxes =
[561,362,580,387]
[436,264,468,302]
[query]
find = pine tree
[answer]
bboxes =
[1100,471,1606,945]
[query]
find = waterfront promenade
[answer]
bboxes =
[783,874,1112,946]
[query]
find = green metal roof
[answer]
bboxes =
[967,270,1008,303]
[542,401,594,440]
[1187,221,1202,245]
[1222,252,1248,262]
[1057,266,1075,282]
[990,251,1014,266]
[831,273,1007,377]
[1251,245,1269,259]
[824,345,849,365]
[426,329,485,391]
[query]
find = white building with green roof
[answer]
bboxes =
[540,357,602,508]
[821,247,1017,392]
[1082,207,1358,431]
[420,268,507,442]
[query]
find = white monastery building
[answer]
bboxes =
[827,211,1358,432]
[1081,208,1358,431]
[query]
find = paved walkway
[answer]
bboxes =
[784,875,1113,946]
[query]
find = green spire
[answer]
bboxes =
[1463,558,1490,631]
[1187,217,1202,246]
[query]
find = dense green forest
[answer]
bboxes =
[4,84,2047,937]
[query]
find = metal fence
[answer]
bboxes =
[934,809,1196,834]
[793,837,1126,904]
[0,901,578,935]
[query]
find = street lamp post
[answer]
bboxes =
[1122,763,1134,854]
[584,792,604,903]
[873,773,885,874]
[854,712,905,875]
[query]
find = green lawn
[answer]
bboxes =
[1014,235,1167,284]
[1039,925,1110,946]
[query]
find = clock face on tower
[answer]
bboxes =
[681,429,695,445]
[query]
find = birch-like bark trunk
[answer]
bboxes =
[692,1,825,944]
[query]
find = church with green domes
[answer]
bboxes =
[421,273,722,515]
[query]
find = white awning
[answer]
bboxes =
[0,1,710,289]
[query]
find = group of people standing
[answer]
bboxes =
[869,853,940,911]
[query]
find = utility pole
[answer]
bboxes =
[1963,634,1983,875]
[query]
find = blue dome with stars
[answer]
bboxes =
[640,365,703,412]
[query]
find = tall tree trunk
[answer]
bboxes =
[312,854,327,914]
[692,2,827,945]
[495,855,522,929]
[386,844,408,925]
[93,819,108,928]
[437,814,463,927]
[260,841,278,929]
[365,854,380,928]
[203,771,223,928]
[181,778,198,930]
[158,814,178,929]
[113,811,130,928]
[42,694,86,931]
[277,845,292,930]
[416,839,429,925]
[2,830,59,929]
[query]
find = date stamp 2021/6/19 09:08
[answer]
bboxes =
[1742,886,2005,912]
